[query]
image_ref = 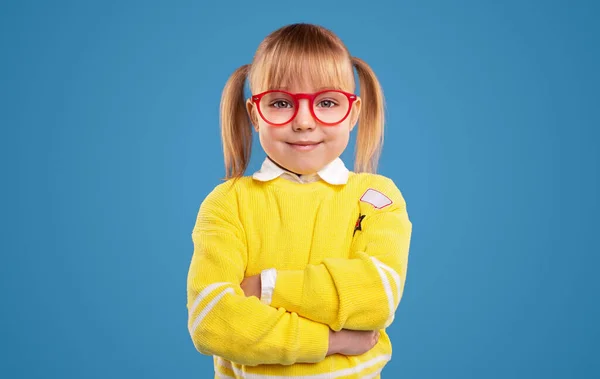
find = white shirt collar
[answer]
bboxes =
[252,157,349,185]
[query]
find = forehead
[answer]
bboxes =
[251,53,354,94]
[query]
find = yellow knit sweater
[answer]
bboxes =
[187,172,412,378]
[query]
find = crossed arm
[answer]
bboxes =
[242,179,412,332]
[187,180,412,366]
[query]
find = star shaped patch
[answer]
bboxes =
[353,214,366,236]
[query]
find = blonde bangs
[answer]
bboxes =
[249,26,354,94]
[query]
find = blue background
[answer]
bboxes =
[2,0,598,378]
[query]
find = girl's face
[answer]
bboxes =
[247,81,361,175]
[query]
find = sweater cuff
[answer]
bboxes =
[298,318,329,362]
[260,268,277,305]
[271,269,305,311]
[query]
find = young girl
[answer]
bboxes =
[187,23,412,378]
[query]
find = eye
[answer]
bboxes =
[316,99,338,108]
[270,100,293,109]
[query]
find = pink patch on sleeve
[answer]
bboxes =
[360,188,393,209]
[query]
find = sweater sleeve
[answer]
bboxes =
[268,177,412,331]
[186,182,329,366]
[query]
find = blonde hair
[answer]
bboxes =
[219,23,385,179]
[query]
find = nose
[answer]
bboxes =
[292,99,316,131]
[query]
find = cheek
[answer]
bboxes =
[323,125,351,145]
[258,125,287,148]
[262,126,280,139]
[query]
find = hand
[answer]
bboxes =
[240,274,261,299]
[327,329,380,356]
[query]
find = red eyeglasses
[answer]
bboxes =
[251,89,358,126]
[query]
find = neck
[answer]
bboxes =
[267,156,305,176]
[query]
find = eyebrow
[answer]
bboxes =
[276,86,343,92]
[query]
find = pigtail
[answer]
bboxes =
[351,56,385,173]
[220,64,251,180]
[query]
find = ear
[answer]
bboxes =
[246,99,260,132]
[349,96,361,132]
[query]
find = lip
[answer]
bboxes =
[287,141,322,151]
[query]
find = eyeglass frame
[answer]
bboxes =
[250,89,358,127]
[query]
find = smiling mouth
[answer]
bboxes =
[287,141,322,151]
[288,141,321,146]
